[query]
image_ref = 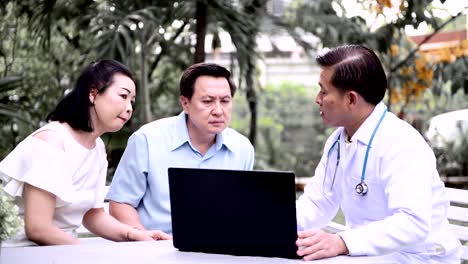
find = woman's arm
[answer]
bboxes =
[82,208,171,242]
[23,183,80,245]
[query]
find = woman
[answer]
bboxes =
[0,60,170,246]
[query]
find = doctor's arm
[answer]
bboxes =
[295,174,346,260]
[295,132,349,259]
[106,131,150,231]
[295,154,346,259]
[296,153,340,231]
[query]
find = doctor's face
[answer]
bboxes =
[315,67,350,127]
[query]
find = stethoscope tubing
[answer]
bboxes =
[324,107,387,196]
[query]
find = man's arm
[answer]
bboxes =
[246,143,255,170]
[109,201,146,230]
[106,131,149,230]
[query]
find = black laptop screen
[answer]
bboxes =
[168,167,299,259]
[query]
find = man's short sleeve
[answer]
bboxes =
[106,131,149,207]
[245,143,255,170]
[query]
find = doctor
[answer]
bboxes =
[295,44,461,263]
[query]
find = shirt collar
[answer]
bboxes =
[170,112,235,152]
[171,112,191,151]
[350,102,387,146]
[215,129,236,152]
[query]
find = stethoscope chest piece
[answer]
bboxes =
[355,182,368,196]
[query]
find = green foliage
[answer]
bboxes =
[0,0,269,177]
[0,190,22,241]
[432,123,468,177]
[150,57,187,119]
[422,84,468,120]
[281,0,464,109]
[422,87,468,177]
[397,82,468,177]
[233,81,329,176]
[432,54,468,96]
[0,2,94,159]
[283,0,369,49]
[1,0,466,181]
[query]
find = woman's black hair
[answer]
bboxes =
[46,60,135,132]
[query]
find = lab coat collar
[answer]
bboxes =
[351,102,387,146]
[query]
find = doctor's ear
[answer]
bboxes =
[348,91,359,106]
[89,86,98,105]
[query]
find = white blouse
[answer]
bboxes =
[0,122,107,246]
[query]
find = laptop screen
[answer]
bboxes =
[168,167,299,259]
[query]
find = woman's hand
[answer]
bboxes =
[127,228,172,241]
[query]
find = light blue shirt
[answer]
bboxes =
[106,112,255,234]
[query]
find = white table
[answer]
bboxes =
[1,239,397,264]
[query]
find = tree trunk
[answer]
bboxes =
[242,0,267,147]
[139,31,152,124]
[245,58,257,147]
[194,1,207,64]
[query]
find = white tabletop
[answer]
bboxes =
[1,238,397,264]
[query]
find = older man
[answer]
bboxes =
[106,63,255,235]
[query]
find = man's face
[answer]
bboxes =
[315,67,350,127]
[181,75,232,138]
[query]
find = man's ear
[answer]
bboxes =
[180,96,190,113]
[89,86,98,105]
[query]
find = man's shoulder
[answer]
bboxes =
[223,127,253,148]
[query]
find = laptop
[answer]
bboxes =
[168,167,300,259]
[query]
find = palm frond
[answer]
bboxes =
[0,76,22,93]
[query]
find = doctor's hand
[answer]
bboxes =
[296,229,349,260]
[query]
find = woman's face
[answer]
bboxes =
[90,73,136,134]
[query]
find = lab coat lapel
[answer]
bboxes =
[340,103,386,173]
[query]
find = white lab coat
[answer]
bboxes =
[296,102,461,263]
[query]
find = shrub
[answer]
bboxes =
[0,189,22,241]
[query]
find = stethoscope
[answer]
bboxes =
[324,108,387,196]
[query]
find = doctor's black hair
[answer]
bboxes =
[46,60,136,132]
[316,44,387,105]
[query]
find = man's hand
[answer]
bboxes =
[296,229,349,260]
